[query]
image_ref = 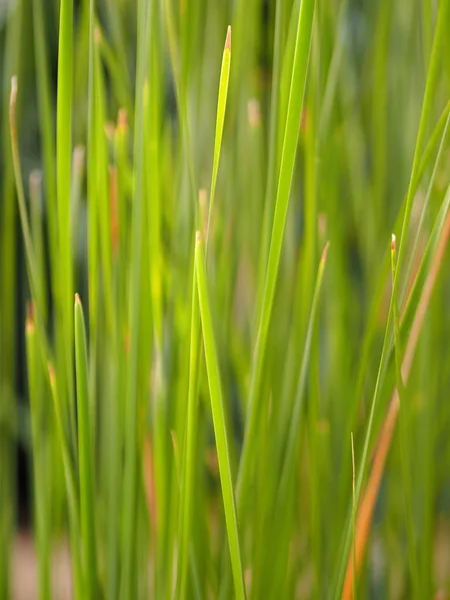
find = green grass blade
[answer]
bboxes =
[351,432,357,600]
[338,98,450,506]
[390,235,419,596]
[120,0,152,594]
[332,8,450,584]
[0,8,24,592]
[400,184,450,362]
[393,0,449,288]
[74,294,98,599]
[3,0,450,597]
[9,78,41,312]
[177,265,201,600]
[86,0,98,366]
[206,26,231,247]
[162,0,197,213]
[32,0,57,281]
[47,364,83,599]
[267,242,329,596]
[195,232,246,600]
[56,0,76,446]
[25,310,51,600]
[255,0,285,323]
[399,108,450,309]
[332,4,450,590]
[237,0,316,516]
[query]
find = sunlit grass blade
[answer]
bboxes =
[74,294,98,599]
[195,232,246,600]
[206,25,231,247]
[178,24,232,598]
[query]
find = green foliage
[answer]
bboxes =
[0,0,450,598]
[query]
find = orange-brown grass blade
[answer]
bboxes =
[342,206,450,600]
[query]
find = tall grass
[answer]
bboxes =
[0,0,450,598]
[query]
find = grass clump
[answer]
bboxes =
[0,0,450,598]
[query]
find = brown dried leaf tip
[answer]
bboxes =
[225,26,231,51]
[26,301,35,332]
[321,241,330,265]
[391,233,396,251]
[117,108,128,131]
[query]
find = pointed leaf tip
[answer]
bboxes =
[321,241,330,264]
[26,302,35,329]
[48,363,56,383]
[196,230,202,244]
[225,26,231,51]
[10,76,17,105]
[391,233,396,251]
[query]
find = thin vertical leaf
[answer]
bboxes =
[195,232,246,600]
[237,0,316,516]
[74,295,98,599]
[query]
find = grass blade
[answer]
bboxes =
[266,242,329,597]
[121,0,152,594]
[351,432,357,600]
[341,198,450,598]
[47,364,83,599]
[237,0,316,518]
[9,78,41,311]
[390,234,419,596]
[195,231,246,600]
[56,0,75,430]
[25,307,51,600]
[206,25,231,247]
[332,2,450,592]
[74,294,98,599]
[32,0,57,280]
[177,266,201,600]
[178,25,232,598]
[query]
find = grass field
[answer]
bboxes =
[1,0,450,598]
